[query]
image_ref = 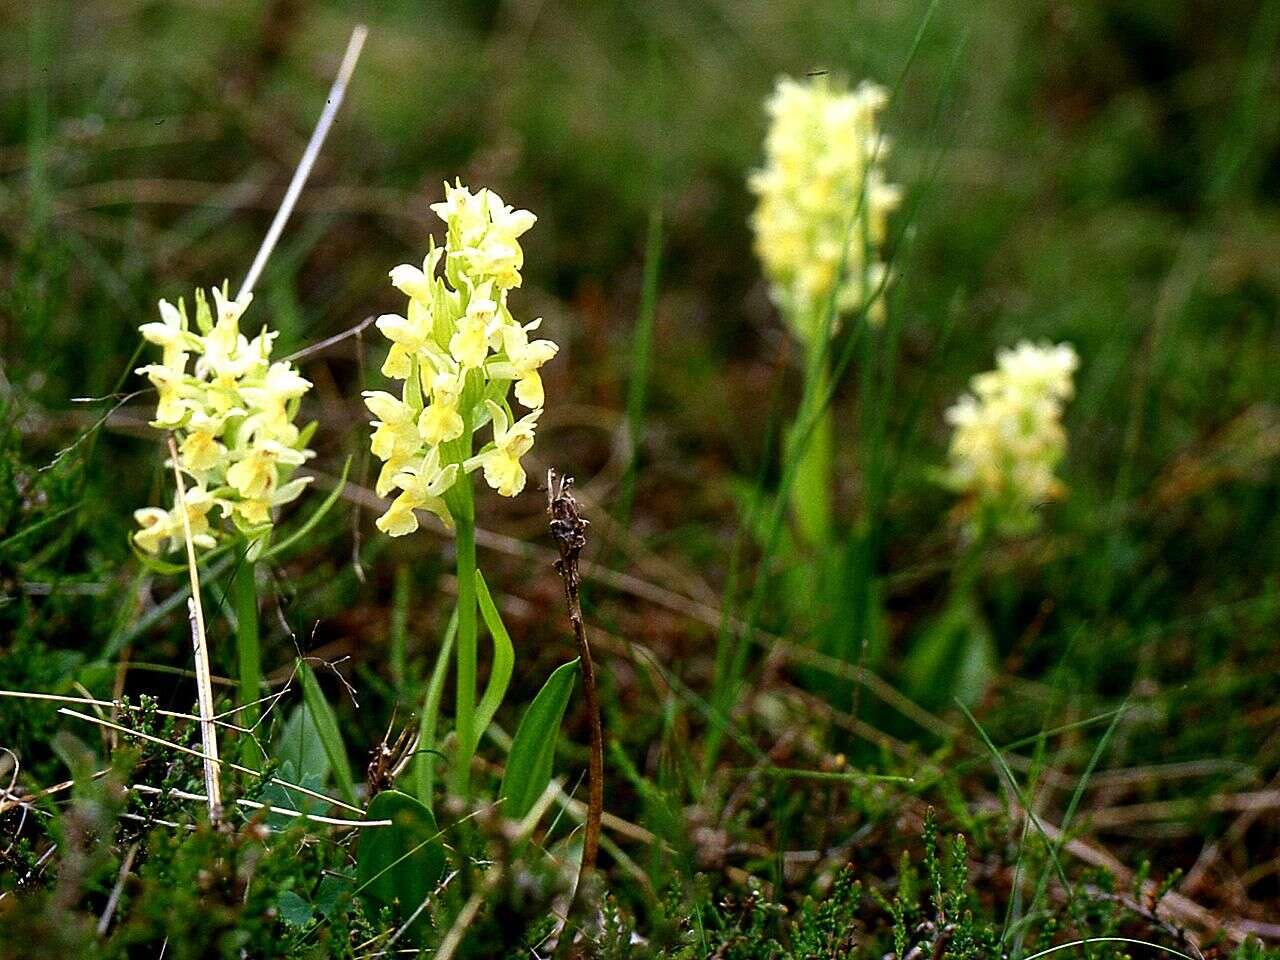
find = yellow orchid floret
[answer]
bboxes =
[376,446,459,536]
[432,181,536,290]
[468,400,540,498]
[131,485,219,556]
[132,284,315,558]
[366,180,555,537]
[418,367,466,446]
[942,340,1079,537]
[489,319,557,409]
[749,75,900,339]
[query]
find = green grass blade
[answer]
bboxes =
[230,555,262,747]
[957,701,1073,899]
[618,205,664,524]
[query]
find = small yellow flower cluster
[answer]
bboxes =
[365,181,557,537]
[943,341,1079,536]
[749,75,901,339]
[132,287,315,556]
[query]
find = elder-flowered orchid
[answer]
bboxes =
[431,182,537,291]
[491,320,558,409]
[749,75,900,339]
[376,447,459,536]
[365,180,555,536]
[139,299,191,370]
[226,439,308,501]
[132,285,315,557]
[942,341,1078,537]
[418,369,466,446]
[470,401,540,498]
[132,485,219,556]
[375,301,433,380]
[365,391,421,464]
[449,285,500,369]
[138,363,192,428]
[241,361,311,441]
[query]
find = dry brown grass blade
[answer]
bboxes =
[1032,810,1254,944]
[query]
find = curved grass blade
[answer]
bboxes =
[414,609,458,810]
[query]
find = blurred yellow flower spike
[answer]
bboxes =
[132,284,315,557]
[367,181,555,536]
[749,75,900,340]
[943,341,1079,537]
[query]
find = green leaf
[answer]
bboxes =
[276,704,331,788]
[313,874,350,919]
[259,760,323,829]
[277,890,313,927]
[473,571,514,738]
[500,658,579,820]
[903,596,996,710]
[297,659,358,806]
[260,456,352,561]
[356,790,445,914]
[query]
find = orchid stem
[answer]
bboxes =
[230,555,261,746]
[450,475,478,800]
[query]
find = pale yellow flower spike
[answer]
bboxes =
[368,180,554,536]
[132,285,315,556]
[749,75,900,340]
[942,341,1079,537]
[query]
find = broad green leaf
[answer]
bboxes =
[259,760,324,829]
[276,704,331,787]
[297,659,358,806]
[473,571,514,738]
[277,890,313,927]
[500,658,579,820]
[313,874,350,919]
[356,790,445,914]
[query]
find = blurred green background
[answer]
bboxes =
[2,0,1279,929]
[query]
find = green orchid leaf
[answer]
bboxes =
[500,658,578,820]
[356,789,445,915]
[473,571,514,739]
[297,659,358,806]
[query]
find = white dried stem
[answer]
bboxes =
[237,24,368,301]
[167,436,221,819]
[56,707,363,814]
